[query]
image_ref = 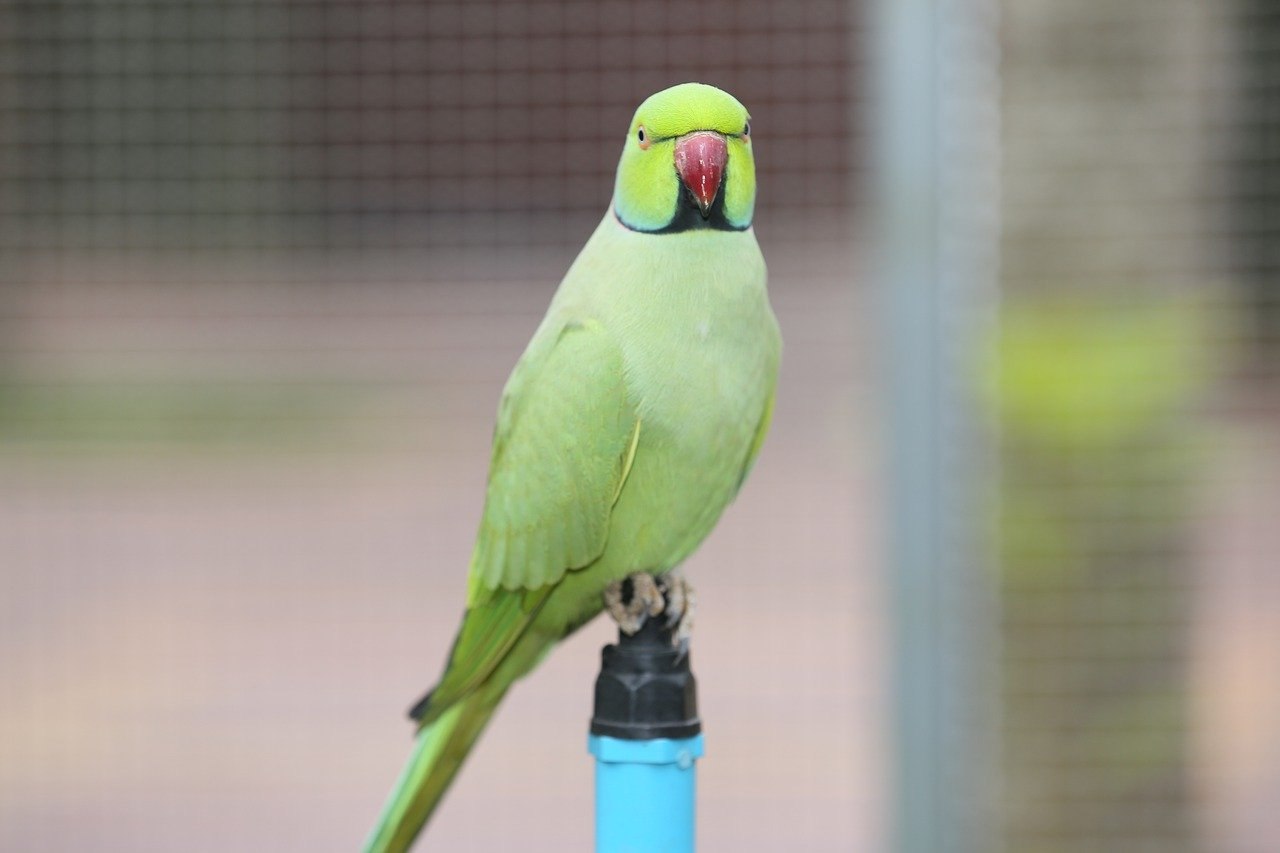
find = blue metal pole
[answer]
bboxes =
[588,611,702,853]
[872,0,1002,849]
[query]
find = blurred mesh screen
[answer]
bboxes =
[999,3,1280,852]
[0,3,871,852]
[3,1,1278,852]
[1,0,854,274]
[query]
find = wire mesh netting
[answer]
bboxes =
[998,3,1280,851]
[0,2,871,852]
[1,1,1277,852]
[1,0,855,271]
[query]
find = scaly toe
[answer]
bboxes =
[630,573,666,620]
[603,572,668,635]
[603,579,645,634]
[659,571,696,648]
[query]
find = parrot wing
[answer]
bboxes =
[414,318,640,723]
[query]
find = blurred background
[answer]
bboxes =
[0,1,1275,851]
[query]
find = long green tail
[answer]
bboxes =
[363,689,503,853]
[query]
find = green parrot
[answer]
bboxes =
[365,82,780,852]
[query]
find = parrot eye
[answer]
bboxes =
[636,125,649,149]
[742,120,751,139]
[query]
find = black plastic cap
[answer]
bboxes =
[590,616,700,740]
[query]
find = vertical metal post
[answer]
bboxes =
[588,617,702,853]
[871,0,1002,851]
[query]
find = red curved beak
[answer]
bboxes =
[674,131,728,218]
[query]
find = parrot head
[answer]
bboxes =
[613,82,755,234]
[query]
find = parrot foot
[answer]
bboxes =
[603,573,666,635]
[601,571,695,651]
[659,569,696,651]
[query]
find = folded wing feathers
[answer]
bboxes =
[469,321,637,598]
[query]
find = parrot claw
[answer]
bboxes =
[603,573,665,635]
[602,571,696,648]
[659,570,696,649]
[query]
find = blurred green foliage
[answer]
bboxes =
[996,296,1211,852]
[998,300,1210,449]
